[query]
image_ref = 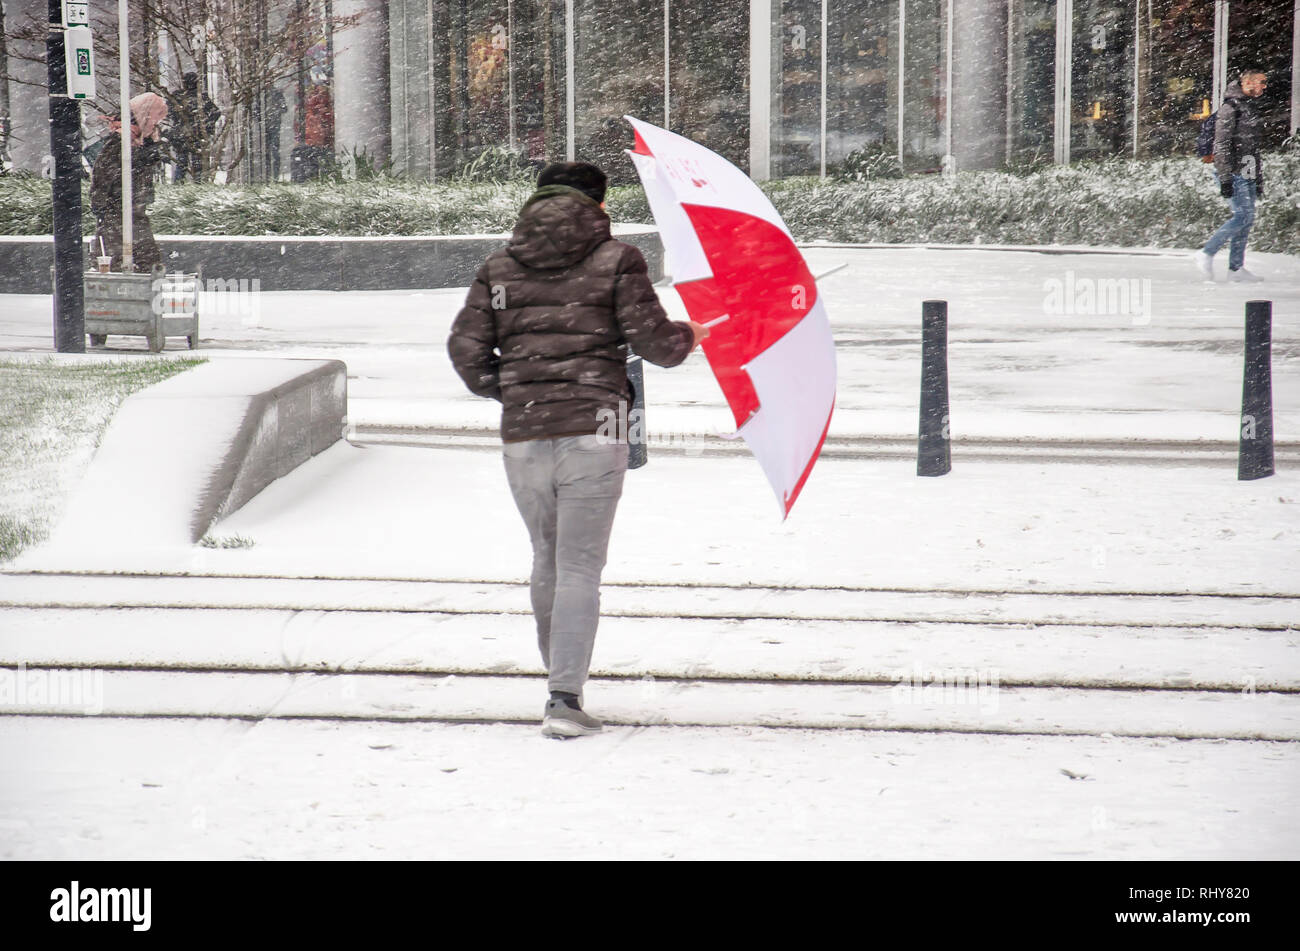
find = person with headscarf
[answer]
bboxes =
[91,92,168,272]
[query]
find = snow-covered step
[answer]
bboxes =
[349,424,1300,466]
[2,607,1295,691]
[1,573,1296,630]
[4,668,1296,740]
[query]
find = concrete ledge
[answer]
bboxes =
[0,226,664,293]
[39,358,347,555]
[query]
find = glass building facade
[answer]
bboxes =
[2,0,1296,179]
[387,0,1298,180]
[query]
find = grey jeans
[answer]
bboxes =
[502,434,628,695]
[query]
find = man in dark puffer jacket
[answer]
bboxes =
[448,162,708,738]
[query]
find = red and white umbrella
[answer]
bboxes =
[625,116,837,518]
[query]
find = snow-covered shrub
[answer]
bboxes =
[456,146,538,184]
[1,153,1295,252]
[830,145,904,182]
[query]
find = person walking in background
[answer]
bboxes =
[252,85,288,181]
[447,162,709,739]
[1192,68,1268,283]
[170,72,220,183]
[91,93,168,272]
[292,83,334,181]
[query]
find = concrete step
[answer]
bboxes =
[4,667,1295,740]
[1,605,1295,692]
[348,424,1300,467]
[2,573,1296,630]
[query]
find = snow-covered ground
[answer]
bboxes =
[2,245,1298,444]
[2,246,1298,859]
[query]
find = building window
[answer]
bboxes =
[574,0,665,182]
[433,0,565,174]
[1070,0,1136,161]
[670,0,750,170]
[901,0,947,172]
[1226,0,1295,149]
[1008,0,1057,164]
[828,0,899,168]
[773,0,824,177]
[1136,0,1215,157]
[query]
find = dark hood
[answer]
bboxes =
[506,185,611,270]
[1223,80,1245,100]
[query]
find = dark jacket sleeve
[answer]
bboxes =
[447,261,503,401]
[1212,99,1238,183]
[90,137,121,218]
[612,244,693,368]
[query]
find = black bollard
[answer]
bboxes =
[918,300,951,477]
[1238,300,1274,480]
[627,354,647,469]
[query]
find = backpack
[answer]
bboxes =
[1195,113,1217,161]
[1198,99,1244,165]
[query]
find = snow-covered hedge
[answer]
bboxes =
[2,153,1296,253]
[769,154,1299,253]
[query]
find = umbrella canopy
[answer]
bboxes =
[625,116,838,518]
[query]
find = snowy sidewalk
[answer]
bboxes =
[2,245,1298,859]
[3,246,1298,447]
[3,717,1296,860]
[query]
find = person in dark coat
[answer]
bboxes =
[170,72,220,182]
[90,93,168,272]
[448,161,708,738]
[1193,69,1268,282]
[252,86,286,179]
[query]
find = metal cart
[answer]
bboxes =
[84,265,200,353]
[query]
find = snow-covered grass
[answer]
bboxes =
[4,152,1295,252]
[0,357,203,562]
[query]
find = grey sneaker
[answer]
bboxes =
[1190,250,1214,281]
[541,699,603,738]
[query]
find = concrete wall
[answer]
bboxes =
[0,228,666,293]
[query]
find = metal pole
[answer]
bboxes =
[917,300,951,477]
[748,0,770,179]
[819,0,827,178]
[660,0,670,129]
[1054,0,1072,163]
[897,0,904,167]
[944,0,952,162]
[1213,1,1228,111]
[47,0,85,352]
[1239,300,1274,480]
[1132,0,1140,157]
[564,0,574,160]
[118,0,134,272]
[1005,0,1014,165]
[1291,0,1299,137]
[507,0,516,150]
